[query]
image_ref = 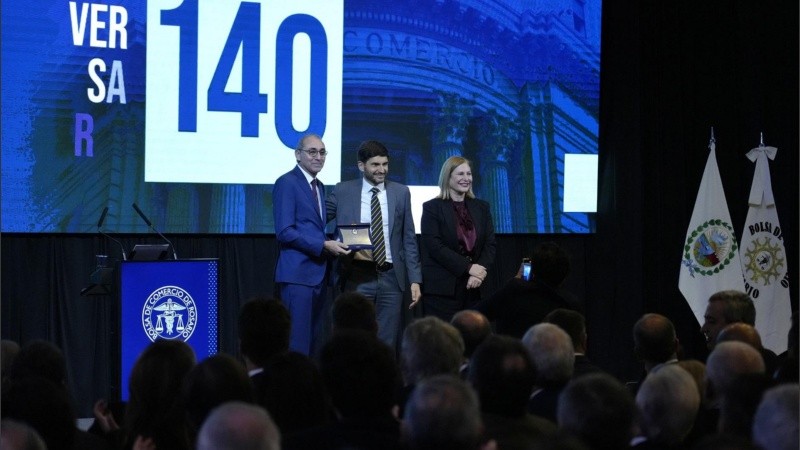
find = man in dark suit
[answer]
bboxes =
[326,140,422,349]
[543,308,604,378]
[273,133,350,355]
[474,241,581,338]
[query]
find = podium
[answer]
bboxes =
[118,259,219,400]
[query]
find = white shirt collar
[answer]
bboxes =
[361,178,385,193]
[297,165,317,184]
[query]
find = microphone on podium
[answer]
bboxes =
[97,206,128,260]
[132,203,178,260]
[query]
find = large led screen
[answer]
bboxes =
[2,0,601,233]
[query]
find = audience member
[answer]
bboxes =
[676,359,716,446]
[751,383,799,450]
[690,434,755,450]
[717,373,773,439]
[121,339,196,450]
[632,364,700,449]
[5,340,109,450]
[557,373,636,450]
[705,341,766,439]
[701,290,755,351]
[1,418,47,450]
[331,291,378,336]
[1,340,20,381]
[6,339,68,386]
[182,352,255,445]
[543,309,603,378]
[196,401,280,450]
[475,242,581,339]
[706,341,765,403]
[628,313,679,395]
[716,322,778,378]
[451,310,492,376]
[522,323,574,423]
[398,316,465,414]
[1,376,88,450]
[467,335,557,449]
[774,310,798,383]
[238,296,291,375]
[284,330,402,450]
[401,374,495,450]
[633,313,679,372]
[253,351,331,436]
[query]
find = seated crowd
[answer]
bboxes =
[2,257,798,449]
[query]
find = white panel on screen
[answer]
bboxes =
[408,186,440,234]
[563,154,598,212]
[144,0,343,185]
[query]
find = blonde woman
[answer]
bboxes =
[420,156,496,322]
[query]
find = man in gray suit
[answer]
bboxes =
[326,140,422,348]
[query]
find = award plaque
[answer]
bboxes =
[338,224,373,250]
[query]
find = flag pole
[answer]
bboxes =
[759,132,765,147]
[709,127,716,147]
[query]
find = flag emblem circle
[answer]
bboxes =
[743,236,786,286]
[683,220,739,276]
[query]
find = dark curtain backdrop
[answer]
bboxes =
[2,1,797,416]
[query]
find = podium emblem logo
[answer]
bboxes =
[142,286,198,342]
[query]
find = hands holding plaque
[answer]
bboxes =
[337,223,373,250]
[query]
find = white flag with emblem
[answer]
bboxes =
[739,145,791,353]
[679,141,746,326]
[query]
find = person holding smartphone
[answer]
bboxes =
[473,242,582,339]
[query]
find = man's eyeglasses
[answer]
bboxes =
[300,148,327,157]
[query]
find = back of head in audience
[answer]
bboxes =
[531,242,570,288]
[400,316,465,385]
[522,323,574,385]
[451,310,492,359]
[706,341,765,400]
[253,350,331,434]
[319,329,400,418]
[543,309,587,353]
[1,376,77,450]
[238,296,291,370]
[1,340,20,381]
[751,383,799,450]
[182,352,255,439]
[125,339,196,450]
[0,419,47,450]
[467,335,535,417]
[676,359,707,403]
[402,374,491,450]
[702,290,755,350]
[717,372,773,437]
[557,373,635,450]
[196,401,280,450]
[635,364,700,446]
[716,322,763,349]
[7,339,68,386]
[331,291,378,336]
[632,313,678,371]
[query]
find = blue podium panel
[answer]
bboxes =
[119,259,218,400]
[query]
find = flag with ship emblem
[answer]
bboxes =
[739,144,791,353]
[679,138,745,326]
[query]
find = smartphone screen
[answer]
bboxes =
[522,259,532,281]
